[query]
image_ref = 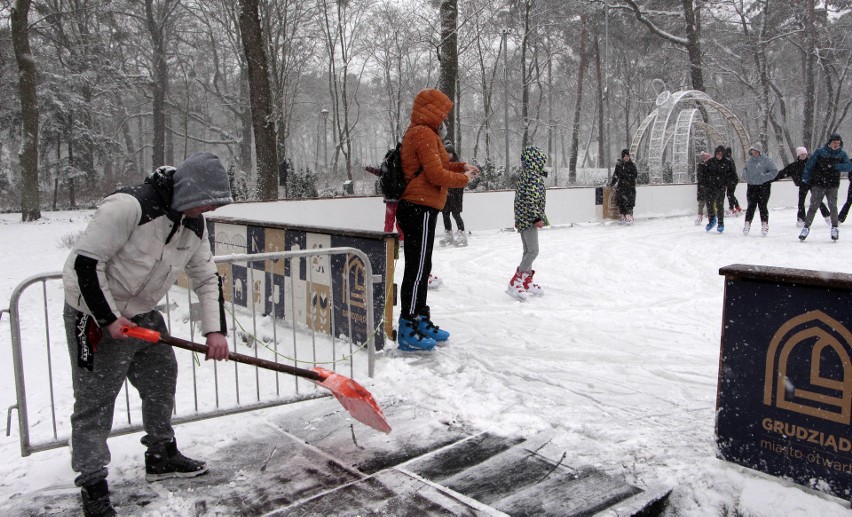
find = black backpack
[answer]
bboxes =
[378,141,420,200]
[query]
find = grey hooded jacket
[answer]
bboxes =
[742,143,778,185]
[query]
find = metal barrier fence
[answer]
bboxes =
[4,247,380,457]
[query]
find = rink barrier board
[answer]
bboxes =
[199,216,397,347]
[717,264,852,501]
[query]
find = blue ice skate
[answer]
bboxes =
[397,316,436,351]
[705,216,717,232]
[418,315,449,342]
[717,223,724,233]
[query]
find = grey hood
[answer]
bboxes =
[171,152,234,212]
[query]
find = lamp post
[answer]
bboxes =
[320,108,329,175]
[502,28,512,185]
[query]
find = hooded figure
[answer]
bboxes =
[395,88,479,351]
[61,152,233,515]
[801,133,852,237]
[703,145,739,232]
[514,146,548,232]
[741,143,778,234]
[803,133,851,188]
[507,146,549,302]
[64,152,233,328]
[742,143,778,186]
[609,148,639,221]
[400,88,470,210]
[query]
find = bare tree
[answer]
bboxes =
[318,0,370,182]
[372,3,424,142]
[11,0,40,221]
[614,0,705,92]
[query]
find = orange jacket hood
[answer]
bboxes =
[401,89,468,210]
[409,88,453,130]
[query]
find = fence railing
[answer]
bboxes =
[4,247,380,457]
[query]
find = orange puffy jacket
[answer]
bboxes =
[400,89,469,210]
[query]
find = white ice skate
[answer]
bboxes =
[453,230,468,247]
[506,270,529,302]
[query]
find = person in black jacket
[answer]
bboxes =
[724,147,742,215]
[609,149,638,223]
[776,146,829,227]
[439,141,468,246]
[704,145,739,233]
[799,133,852,241]
[695,152,711,225]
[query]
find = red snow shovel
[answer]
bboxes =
[120,326,391,433]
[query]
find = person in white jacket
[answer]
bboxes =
[62,152,233,516]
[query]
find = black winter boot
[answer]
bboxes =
[145,439,208,482]
[81,479,116,517]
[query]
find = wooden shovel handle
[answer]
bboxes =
[120,326,323,381]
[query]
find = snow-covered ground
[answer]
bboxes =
[1,208,851,516]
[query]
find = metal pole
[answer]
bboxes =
[502,29,511,185]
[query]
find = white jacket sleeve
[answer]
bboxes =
[183,222,226,336]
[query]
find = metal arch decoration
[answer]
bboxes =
[673,108,700,183]
[628,87,751,184]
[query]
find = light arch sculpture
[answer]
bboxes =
[629,87,751,184]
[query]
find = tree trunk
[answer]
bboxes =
[520,1,531,148]
[11,0,40,221]
[802,0,816,150]
[437,0,458,143]
[682,0,704,91]
[755,3,771,152]
[239,0,279,201]
[335,2,353,182]
[593,31,605,168]
[145,0,169,168]
[238,66,254,180]
[569,16,588,184]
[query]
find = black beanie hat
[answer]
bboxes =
[715,145,726,154]
[621,149,630,159]
[829,133,843,146]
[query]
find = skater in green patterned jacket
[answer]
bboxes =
[507,146,548,302]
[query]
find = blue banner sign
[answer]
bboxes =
[716,264,852,500]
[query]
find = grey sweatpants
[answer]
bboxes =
[63,304,177,487]
[518,226,540,272]
[804,186,839,228]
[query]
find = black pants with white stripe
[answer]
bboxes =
[396,200,438,319]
